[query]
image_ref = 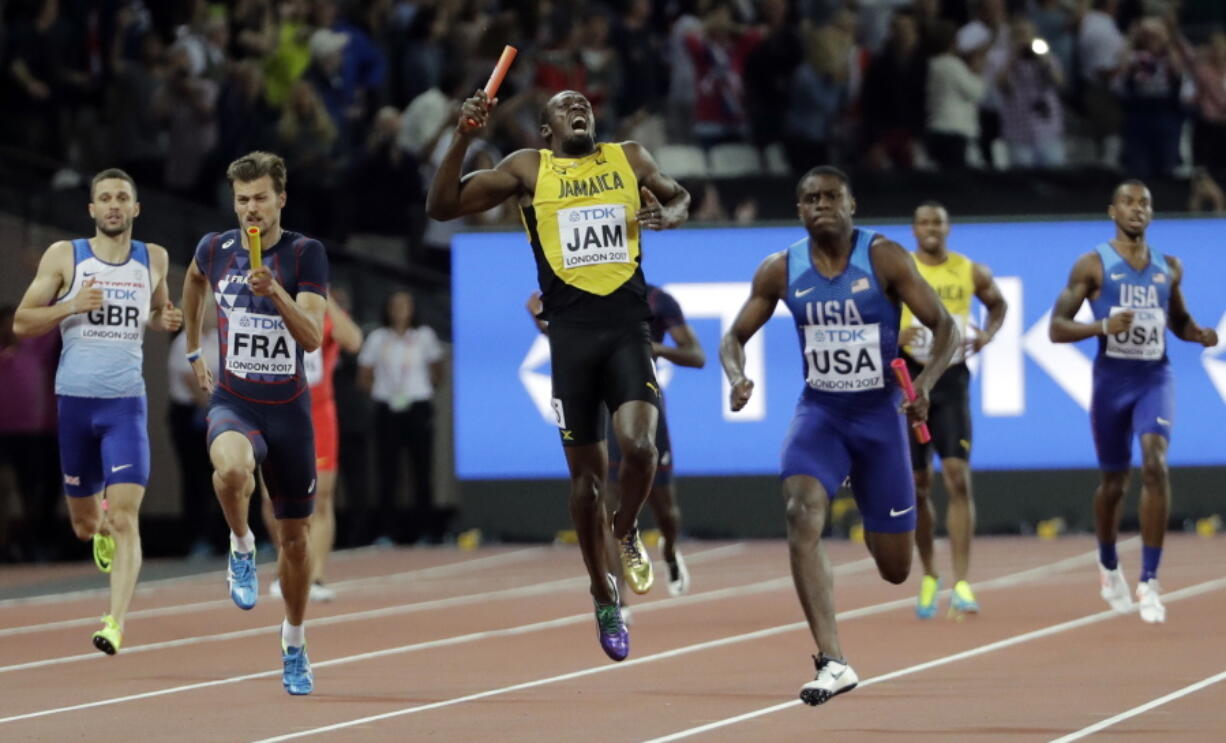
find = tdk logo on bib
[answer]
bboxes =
[558,204,629,267]
[226,309,297,376]
[102,287,138,301]
[238,315,285,331]
[809,327,869,343]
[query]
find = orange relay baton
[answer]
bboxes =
[466,45,518,128]
[890,358,931,444]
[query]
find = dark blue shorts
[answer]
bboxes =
[780,392,916,534]
[57,395,150,497]
[1091,365,1174,472]
[207,387,316,519]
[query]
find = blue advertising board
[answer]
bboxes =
[453,218,1226,479]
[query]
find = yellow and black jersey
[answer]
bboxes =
[520,143,649,325]
[899,250,975,364]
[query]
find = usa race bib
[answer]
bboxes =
[556,204,630,269]
[1106,306,1166,361]
[803,323,884,392]
[226,308,298,376]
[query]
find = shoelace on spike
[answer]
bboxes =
[285,651,307,673]
[620,533,644,567]
[595,604,623,634]
[231,553,254,581]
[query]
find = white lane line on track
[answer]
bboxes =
[0,544,749,673]
[1048,669,1226,742]
[0,553,873,724]
[0,547,553,635]
[0,546,548,610]
[241,546,1137,743]
[641,576,1226,743]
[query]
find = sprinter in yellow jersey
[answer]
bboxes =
[427,89,690,662]
[898,202,1007,619]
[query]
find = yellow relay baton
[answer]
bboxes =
[247,226,262,269]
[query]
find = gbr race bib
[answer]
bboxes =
[803,323,884,392]
[226,308,298,376]
[557,204,630,269]
[1106,306,1166,361]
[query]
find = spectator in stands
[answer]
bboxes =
[1029,0,1077,80]
[4,0,93,161]
[391,3,448,108]
[107,22,169,189]
[1115,17,1185,178]
[359,291,446,545]
[313,0,387,152]
[216,59,278,171]
[229,0,278,62]
[151,42,219,203]
[344,106,424,243]
[303,28,353,146]
[176,11,231,85]
[860,8,927,169]
[744,0,804,150]
[612,0,669,141]
[995,16,1067,167]
[263,0,313,108]
[534,17,589,99]
[1173,27,1226,184]
[956,0,1010,168]
[277,78,343,238]
[398,65,467,164]
[783,22,850,173]
[691,2,760,148]
[1077,0,1126,166]
[926,20,987,170]
[665,2,704,143]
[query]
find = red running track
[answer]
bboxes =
[1,535,1224,742]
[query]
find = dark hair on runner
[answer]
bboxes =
[90,168,137,201]
[227,151,288,194]
[796,166,852,198]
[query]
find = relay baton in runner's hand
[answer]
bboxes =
[467,45,518,128]
[247,226,262,269]
[890,358,931,444]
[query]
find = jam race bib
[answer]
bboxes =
[905,314,968,364]
[556,204,630,268]
[226,308,298,376]
[803,323,884,392]
[1105,306,1166,361]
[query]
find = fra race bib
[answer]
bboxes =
[226,309,298,376]
[803,323,884,392]
[557,204,630,268]
[1106,306,1166,361]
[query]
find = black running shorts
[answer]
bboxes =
[905,356,972,469]
[547,321,661,446]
